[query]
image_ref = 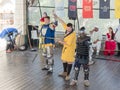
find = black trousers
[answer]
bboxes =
[6,41,14,51]
[73,64,89,80]
[6,44,13,50]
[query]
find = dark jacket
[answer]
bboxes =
[75,35,91,64]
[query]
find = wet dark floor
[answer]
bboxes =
[0,48,120,90]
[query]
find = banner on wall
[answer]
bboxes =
[55,0,65,17]
[115,0,120,18]
[82,0,93,18]
[99,0,110,19]
[68,0,77,20]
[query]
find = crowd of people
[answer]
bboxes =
[0,11,119,86]
[37,11,120,87]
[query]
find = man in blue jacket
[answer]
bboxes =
[39,16,58,74]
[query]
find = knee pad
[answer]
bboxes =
[74,67,79,75]
[84,68,89,74]
[48,58,54,65]
[75,67,79,71]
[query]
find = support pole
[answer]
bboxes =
[38,0,42,18]
[74,20,75,30]
[77,12,80,31]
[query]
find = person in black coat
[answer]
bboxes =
[70,27,91,87]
